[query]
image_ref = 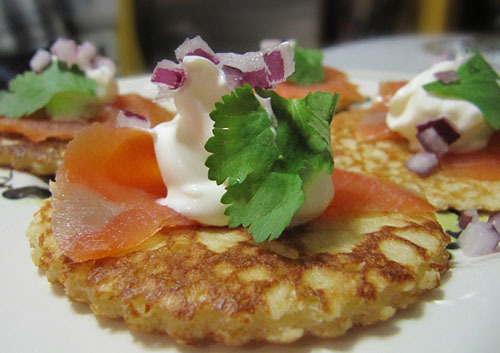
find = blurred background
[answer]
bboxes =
[0,0,499,87]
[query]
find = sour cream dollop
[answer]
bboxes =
[153,56,230,226]
[152,56,334,227]
[386,59,495,153]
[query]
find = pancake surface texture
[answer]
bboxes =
[332,110,500,211]
[28,199,449,345]
[0,133,66,175]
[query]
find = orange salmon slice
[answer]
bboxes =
[274,67,363,110]
[440,132,500,181]
[0,94,172,142]
[321,169,435,219]
[51,123,195,262]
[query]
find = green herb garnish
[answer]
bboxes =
[205,84,338,242]
[287,45,326,86]
[0,61,97,119]
[423,52,500,130]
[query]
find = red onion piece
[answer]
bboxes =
[434,70,459,84]
[417,118,460,145]
[222,65,243,89]
[259,39,282,51]
[30,49,52,73]
[50,38,78,66]
[152,60,186,90]
[116,110,151,129]
[242,68,273,89]
[488,212,500,233]
[77,41,97,69]
[175,36,219,65]
[457,221,500,256]
[417,128,450,157]
[459,209,479,229]
[262,42,294,84]
[218,51,277,89]
[416,118,460,157]
[405,152,439,177]
[218,52,271,88]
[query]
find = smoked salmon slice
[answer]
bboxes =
[320,169,435,219]
[0,94,172,142]
[111,94,173,127]
[355,107,405,142]
[275,67,363,110]
[51,123,195,262]
[440,132,500,181]
[0,118,89,142]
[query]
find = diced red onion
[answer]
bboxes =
[417,118,460,145]
[488,212,500,233]
[434,70,459,84]
[416,118,460,157]
[30,49,52,73]
[116,110,151,129]
[243,68,273,89]
[76,41,97,69]
[218,51,265,75]
[50,38,78,66]
[175,36,219,65]
[154,37,293,92]
[262,42,294,84]
[259,39,282,51]
[417,128,450,157]
[152,60,186,90]
[218,52,274,89]
[222,65,243,89]
[457,220,500,256]
[405,152,439,177]
[459,209,479,229]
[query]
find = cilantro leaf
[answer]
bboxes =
[287,45,326,86]
[205,86,281,185]
[222,173,304,242]
[423,52,500,130]
[205,84,338,242]
[0,62,97,119]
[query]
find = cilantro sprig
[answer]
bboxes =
[0,61,97,119]
[287,45,326,86]
[423,52,500,130]
[205,84,338,242]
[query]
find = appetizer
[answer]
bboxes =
[0,39,172,175]
[27,37,449,345]
[332,52,500,212]
[331,52,500,256]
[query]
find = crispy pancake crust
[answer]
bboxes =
[28,199,449,345]
[332,110,500,211]
[0,133,66,175]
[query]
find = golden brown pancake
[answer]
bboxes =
[28,199,449,345]
[332,110,500,212]
[0,133,66,175]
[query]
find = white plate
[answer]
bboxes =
[1,71,499,353]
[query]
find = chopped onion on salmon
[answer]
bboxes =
[405,152,439,178]
[416,118,460,157]
[116,110,151,129]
